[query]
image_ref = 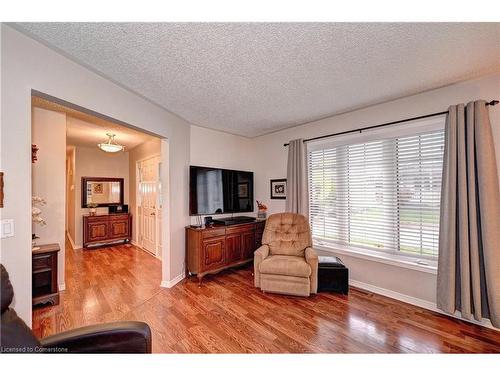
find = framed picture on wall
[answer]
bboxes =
[93,183,104,194]
[270,179,287,199]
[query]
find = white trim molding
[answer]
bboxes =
[66,232,81,250]
[58,283,66,291]
[315,244,437,274]
[349,279,435,310]
[350,279,498,331]
[160,273,185,288]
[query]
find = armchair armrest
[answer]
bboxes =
[254,245,270,288]
[40,321,152,353]
[305,247,319,294]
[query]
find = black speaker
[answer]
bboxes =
[109,204,128,214]
[204,216,213,226]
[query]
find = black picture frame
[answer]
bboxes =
[81,176,124,208]
[270,179,287,200]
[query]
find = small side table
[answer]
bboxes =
[32,243,60,307]
[318,256,349,294]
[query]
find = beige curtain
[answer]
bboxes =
[437,100,500,328]
[286,139,309,216]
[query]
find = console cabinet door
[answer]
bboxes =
[202,237,226,270]
[241,231,256,260]
[110,218,129,238]
[225,233,242,263]
[87,220,109,242]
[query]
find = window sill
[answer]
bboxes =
[313,243,438,275]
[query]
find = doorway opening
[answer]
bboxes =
[30,92,169,310]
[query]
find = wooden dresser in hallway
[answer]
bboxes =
[83,213,132,248]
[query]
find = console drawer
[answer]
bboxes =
[109,214,130,221]
[202,228,225,239]
[33,254,52,271]
[226,224,254,235]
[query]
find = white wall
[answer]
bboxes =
[252,73,500,306]
[128,138,161,244]
[72,146,130,248]
[0,25,190,324]
[189,125,257,224]
[31,107,66,290]
[190,125,255,171]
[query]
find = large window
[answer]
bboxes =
[308,118,445,259]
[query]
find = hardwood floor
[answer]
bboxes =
[32,239,500,353]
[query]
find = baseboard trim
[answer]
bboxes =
[349,279,436,310]
[58,283,66,291]
[160,273,185,288]
[66,232,81,250]
[349,279,498,331]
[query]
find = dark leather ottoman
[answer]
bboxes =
[318,256,349,294]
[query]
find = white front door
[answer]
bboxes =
[138,156,161,257]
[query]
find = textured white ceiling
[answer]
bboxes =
[17,23,500,137]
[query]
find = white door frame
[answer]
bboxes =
[135,153,161,258]
[137,139,171,287]
[134,139,171,286]
[160,139,171,285]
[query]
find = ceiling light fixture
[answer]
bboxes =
[98,133,124,153]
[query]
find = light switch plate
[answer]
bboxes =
[1,219,14,238]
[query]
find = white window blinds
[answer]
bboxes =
[308,120,445,259]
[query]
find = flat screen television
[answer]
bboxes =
[189,166,254,216]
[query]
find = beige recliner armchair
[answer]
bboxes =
[254,213,318,297]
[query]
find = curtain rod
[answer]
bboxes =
[283,99,499,147]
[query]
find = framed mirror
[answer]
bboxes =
[81,177,124,208]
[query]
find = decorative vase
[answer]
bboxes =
[257,210,267,219]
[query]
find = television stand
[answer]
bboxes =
[185,219,266,284]
[213,216,256,226]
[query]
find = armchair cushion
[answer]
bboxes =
[1,263,152,354]
[1,264,14,313]
[40,321,152,353]
[1,309,41,353]
[1,264,41,353]
[305,247,319,294]
[254,244,270,262]
[254,245,270,288]
[259,255,312,278]
[262,213,312,257]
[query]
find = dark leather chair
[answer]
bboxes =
[1,264,152,353]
